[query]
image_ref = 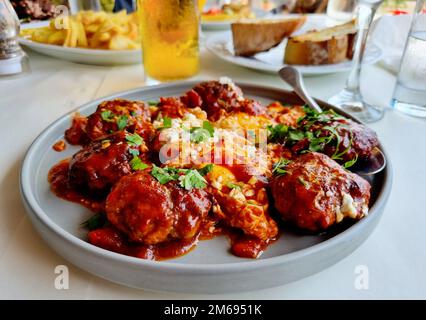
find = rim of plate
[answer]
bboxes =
[20,80,392,273]
[205,33,383,74]
[19,38,141,55]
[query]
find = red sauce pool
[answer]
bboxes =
[87,226,200,261]
[48,159,104,213]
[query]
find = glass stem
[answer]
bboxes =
[345,1,380,93]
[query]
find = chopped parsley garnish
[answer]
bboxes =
[162,117,172,129]
[150,164,211,190]
[288,130,305,141]
[130,156,149,171]
[269,107,358,168]
[81,213,106,231]
[101,110,114,122]
[267,124,305,144]
[227,182,241,190]
[179,170,207,191]
[198,164,214,176]
[202,121,215,137]
[151,165,180,184]
[129,149,140,157]
[298,177,309,187]
[125,133,143,146]
[343,154,358,169]
[272,158,291,176]
[267,124,289,142]
[190,121,215,144]
[147,100,159,106]
[117,115,128,131]
[190,127,211,143]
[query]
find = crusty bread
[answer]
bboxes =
[231,16,307,57]
[284,20,357,65]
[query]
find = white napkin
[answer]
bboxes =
[370,14,413,74]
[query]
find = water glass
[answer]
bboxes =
[391,0,426,118]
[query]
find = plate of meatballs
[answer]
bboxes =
[20,79,392,293]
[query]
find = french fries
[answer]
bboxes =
[20,10,140,50]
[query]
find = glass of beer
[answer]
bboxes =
[138,0,200,83]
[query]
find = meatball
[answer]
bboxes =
[190,80,266,121]
[106,172,211,244]
[85,99,154,142]
[168,183,212,239]
[294,112,379,163]
[69,131,148,195]
[64,113,89,145]
[155,97,189,119]
[271,152,371,231]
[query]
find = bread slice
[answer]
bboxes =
[231,16,307,57]
[284,20,357,65]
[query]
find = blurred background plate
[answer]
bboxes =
[19,38,142,65]
[205,14,383,75]
[19,21,142,66]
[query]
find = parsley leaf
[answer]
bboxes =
[267,124,289,142]
[101,110,114,122]
[147,100,159,106]
[117,115,128,131]
[298,177,309,187]
[179,169,207,191]
[150,165,209,190]
[81,213,106,231]
[343,153,358,169]
[125,133,143,146]
[202,121,215,137]
[198,164,214,176]
[272,158,291,176]
[129,149,140,157]
[226,182,241,190]
[190,127,211,143]
[162,117,172,129]
[288,130,305,141]
[130,157,149,171]
[151,164,178,184]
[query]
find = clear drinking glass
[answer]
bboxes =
[327,0,356,21]
[137,0,200,84]
[391,0,426,118]
[0,0,30,77]
[328,0,384,123]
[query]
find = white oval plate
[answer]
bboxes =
[19,22,141,66]
[204,14,383,75]
[20,81,392,293]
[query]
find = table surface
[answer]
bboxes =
[0,36,425,299]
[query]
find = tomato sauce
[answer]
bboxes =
[48,159,105,213]
[87,226,200,261]
[52,140,66,152]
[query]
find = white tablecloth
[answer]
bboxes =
[0,45,425,299]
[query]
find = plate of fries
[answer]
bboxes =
[19,10,142,65]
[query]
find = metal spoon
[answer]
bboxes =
[278,66,386,176]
